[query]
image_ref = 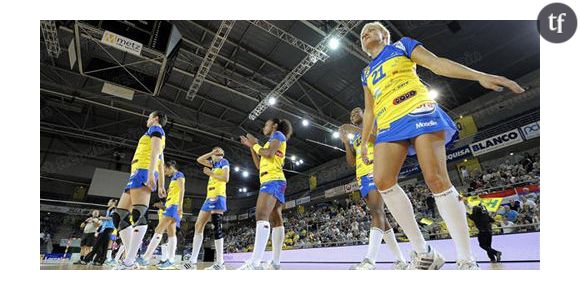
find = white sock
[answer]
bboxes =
[106,249,112,261]
[215,238,224,265]
[383,228,406,262]
[271,226,284,265]
[124,225,147,265]
[365,227,384,263]
[114,244,125,261]
[118,227,132,259]
[160,244,168,261]
[250,220,270,267]
[434,187,473,261]
[379,184,428,254]
[167,236,177,263]
[143,233,163,261]
[189,233,203,263]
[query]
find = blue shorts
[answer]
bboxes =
[201,196,227,212]
[124,169,158,192]
[163,204,182,227]
[375,103,458,156]
[259,180,287,204]
[359,174,377,199]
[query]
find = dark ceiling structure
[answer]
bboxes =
[40,20,540,197]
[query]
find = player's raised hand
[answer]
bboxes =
[479,74,525,94]
[240,135,252,148]
[246,133,259,145]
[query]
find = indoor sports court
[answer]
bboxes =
[40,20,540,270]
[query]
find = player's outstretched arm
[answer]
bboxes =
[410,45,525,94]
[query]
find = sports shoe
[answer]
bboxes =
[495,251,502,263]
[157,260,178,270]
[457,259,480,270]
[180,261,197,270]
[204,263,226,270]
[135,257,150,268]
[112,261,138,270]
[237,261,263,270]
[392,260,409,270]
[262,261,281,270]
[349,258,376,270]
[408,245,445,270]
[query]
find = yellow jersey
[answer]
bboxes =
[130,125,166,173]
[259,131,287,184]
[166,171,185,206]
[361,37,433,131]
[350,132,374,184]
[207,158,229,198]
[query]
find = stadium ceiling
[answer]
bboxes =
[40,20,540,182]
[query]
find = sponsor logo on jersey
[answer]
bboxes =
[393,90,417,105]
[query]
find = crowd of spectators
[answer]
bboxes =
[222,151,541,253]
[461,152,540,192]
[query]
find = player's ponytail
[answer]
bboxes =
[272,118,293,140]
[151,111,168,127]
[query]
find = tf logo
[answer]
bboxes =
[538,3,577,43]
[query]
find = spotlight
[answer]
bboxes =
[291,155,296,161]
[428,90,439,100]
[510,152,514,156]
[268,97,277,105]
[238,188,242,192]
[302,119,309,127]
[242,171,249,178]
[234,166,240,172]
[332,131,340,139]
[347,133,354,140]
[242,187,247,193]
[328,37,340,50]
[464,159,468,162]
[299,159,304,164]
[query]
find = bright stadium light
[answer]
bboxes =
[347,133,354,140]
[299,159,304,164]
[328,37,340,50]
[302,119,309,127]
[428,89,439,100]
[242,187,247,193]
[291,155,296,161]
[242,171,249,178]
[238,188,243,192]
[234,166,240,172]
[268,97,277,105]
[332,131,340,139]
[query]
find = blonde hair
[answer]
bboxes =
[360,21,391,56]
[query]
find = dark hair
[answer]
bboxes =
[151,111,168,126]
[165,159,178,169]
[271,118,293,139]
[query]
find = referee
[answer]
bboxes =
[463,198,502,263]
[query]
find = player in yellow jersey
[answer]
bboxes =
[358,22,524,270]
[111,111,167,270]
[138,160,185,270]
[183,147,230,270]
[339,107,408,270]
[238,118,293,270]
